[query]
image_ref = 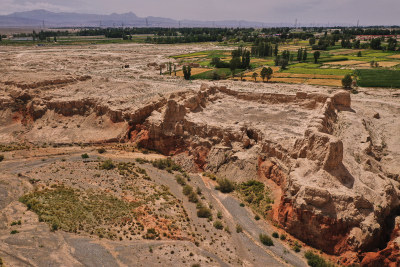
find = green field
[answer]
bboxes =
[192,68,241,79]
[355,69,400,87]
[172,45,400,87]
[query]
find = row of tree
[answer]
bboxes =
[251,42,279,57]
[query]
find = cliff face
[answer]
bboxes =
[131,85,399,265]
[1,81,399,265]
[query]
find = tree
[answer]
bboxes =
[252,72,258,82]
[168,62,172,75]
[274,43,279,57]
[370,60,376,68]
[230,57,241,76]
[260,67,268,82]
[240,72,244,81]
[182,65,191,80]
[357,51,362,57]
[353,40,360,49]
[280,59,288,70]
[309,38,316,46]
[342,74,352,89]
[297,48,303,62]
[266,67,273,82]
[313,51,320,63]
[388,38,397,51]
[302,49,308,61]
[211,57,221,67]
[370,38,382,50]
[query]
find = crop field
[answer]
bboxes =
[175,67,212,77]
[191,67,240,79]
[324,60,364,66]
[171,43,400,87]
[355,69,400,87]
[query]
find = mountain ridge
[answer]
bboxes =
[0,9,294,28]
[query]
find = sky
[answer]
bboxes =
[1,0,399,25]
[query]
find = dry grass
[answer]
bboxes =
[243,66,280,77]
[324,60,364,66]
[175,67,213,77]
[236,74,341,86]
[355,61,400,68]
[305,79,342,86]
[331,49,364,55]
[388,55,400,59]
[271,77,308,83]
[274,73,343,79]
[240,76,306,83]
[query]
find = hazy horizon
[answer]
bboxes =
[1,0,399,26]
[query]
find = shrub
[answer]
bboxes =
[197,207,212,218]
[143,228,159,240]
[293,241,302,252]
[152,158,182,172]
[100,159,115,170]
[0,155,4,162]
[182,185,193,196]
[97,148,106,154]
[213,220,223,230]
[196,187,202,195]
[259,234,274,246]
[342,74,353,89]
[51,222,59,231]
[10,230,19,234]
[135,158,149,164]
[239,203,245,207]
[215,178,235,193]
[304,251,335,267]
[272,232,279,238]
[255,215,260,220]
[217,211,222,219]
[188,191,199,203]
[81,153,89,159]
[280,234,287,240]
[175,175,186,186]
[236,224,243,233]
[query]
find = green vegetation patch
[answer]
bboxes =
[215,178,235,193]
[0,143,30,152]
[282,67,352,76]
[19,186,141,239]
[192,68,241,80]
[259,233,274,246]
[355,69,400,88]
[172,50,228,59]
[152,158,182,173]
[304,251,336,267]
[237,180,273,217]
[318,56,348,63]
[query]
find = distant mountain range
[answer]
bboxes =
[0,9,296,28]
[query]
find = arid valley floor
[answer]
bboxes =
[0,43,399,266]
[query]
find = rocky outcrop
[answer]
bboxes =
[131,85,399,265]
[360,217,400,267]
